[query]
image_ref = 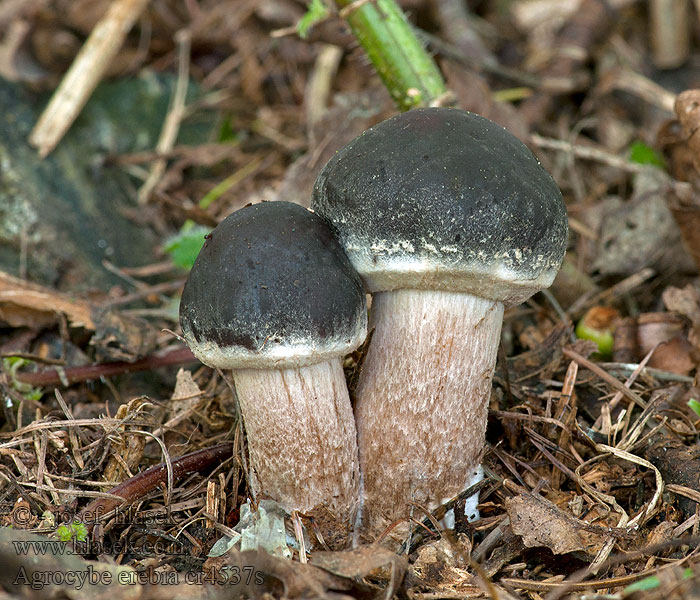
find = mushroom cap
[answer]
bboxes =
[179,202,367,369]
[311,107,568,305]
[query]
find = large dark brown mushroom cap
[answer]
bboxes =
[311,107,568,305]
[179,201,367,369]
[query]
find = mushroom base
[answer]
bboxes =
[354,289,504,540]
[232,358,361,548]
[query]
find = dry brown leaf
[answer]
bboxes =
[312,544,407,597]
[594,171,693,276]
[89,307,157,362]
[209,548,369,599]
[0,270,157,364]
[667,91,700,271]
[0,270,94,329]
[663,285,700,323]
[171,369,202,401]
[645,520,677,552]
[660,286,700,366]
[668,199,700,274]
[647,335,695,374]
[506,493,608,555]
[2,498,36,529]
[169,368,203,413]
[637,312,695,375]
[406,536,477,594]
[675,90,700,173]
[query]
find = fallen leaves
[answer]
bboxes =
[405,536,480,596]
[593,170,691,276]
[312,545,407,597]
[674,91,700,173]
[0,270,158,362]
[506,493,609,556]
[203,545,406,600]
[663,284,700,368]
[662,90,700,271]
[0,270,94,329]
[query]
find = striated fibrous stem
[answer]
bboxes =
[354,289,504,538]
[232,359,361,547]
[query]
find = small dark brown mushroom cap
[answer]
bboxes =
[179,201,367,369]
[311,107,568,305]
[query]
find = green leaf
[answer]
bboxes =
[71,521,88,542]
[623,574,660,593]
[623,568,695,596]
[56,521,88,542]
[25,388,44,403]
[629,141,665,168]
[56,524,73,542]
[163,225,211,270]
[297,0,329,39]
[218,115,239,143]
[688,398,700,417]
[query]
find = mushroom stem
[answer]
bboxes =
[232,358,361,545]
[354,289,504,537]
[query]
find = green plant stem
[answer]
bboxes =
[335,0,447,110]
